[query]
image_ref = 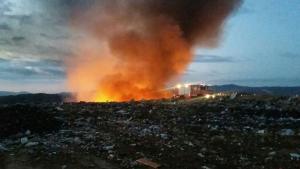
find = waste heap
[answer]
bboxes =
[0,95,300,169]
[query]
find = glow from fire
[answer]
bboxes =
[95,94,113,103]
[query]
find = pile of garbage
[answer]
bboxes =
[0,95,300,169]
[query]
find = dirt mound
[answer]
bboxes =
[0,105,62,138]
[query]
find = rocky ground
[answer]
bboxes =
[0,95,300,169]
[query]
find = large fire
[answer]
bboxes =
[67,0,242,102]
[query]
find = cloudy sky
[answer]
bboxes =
[0,0,76,92]
[0,0,299,92]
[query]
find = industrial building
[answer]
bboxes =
[171,84,213,98]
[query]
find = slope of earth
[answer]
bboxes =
[1,95,300,169]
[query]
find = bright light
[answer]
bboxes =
[184,84,189,88]
[176,84,182,89]
[205,94,211,99]
[204,94,216,99]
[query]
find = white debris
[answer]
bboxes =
[290,153,300,160]
[116,110,129,115]
[20,137,29,144]
[108,154,115,160]
[184,141,194,147]
[160,133,168,140]
[197,153,205,158]
[25,130,31,135]
[25,142,39,147]
[73,137,82,144]
[230,92,238,100]
[257,130,265,135]
[0,144,8,152]
[103,145,115,151]
[268,151,276,156]
[280,129,295,136]
[56,107,64,111]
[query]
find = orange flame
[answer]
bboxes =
[67,22,191,102]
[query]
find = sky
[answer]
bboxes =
[0,0,299,92]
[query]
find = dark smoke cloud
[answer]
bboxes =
[135,0,241,45]
[84,0,242,45]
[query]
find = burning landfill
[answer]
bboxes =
[67,0,242,102]
[1,1,300,169]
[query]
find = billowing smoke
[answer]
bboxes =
[67,0,242,102]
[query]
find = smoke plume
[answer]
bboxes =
[67,0,242,102]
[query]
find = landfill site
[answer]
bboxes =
[1,94,300,169]
[1,0,299,169]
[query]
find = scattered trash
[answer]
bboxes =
[20,137,29,144]
[73,137,82,145]
[160,133,168,140]
[61,165,67,169]
[257,130,266,135]
[25,130,31,135]
[0,96,299,168]
[136,158,161,169]
[268,151,276,156]
[25,142,39,147]
[56,107,64,111]
[290,153,300,160]
[230,92,238,100]
[103,145,115,151]
[0,144,8,152]
[198,153,205,158]
[280,129,295,136]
